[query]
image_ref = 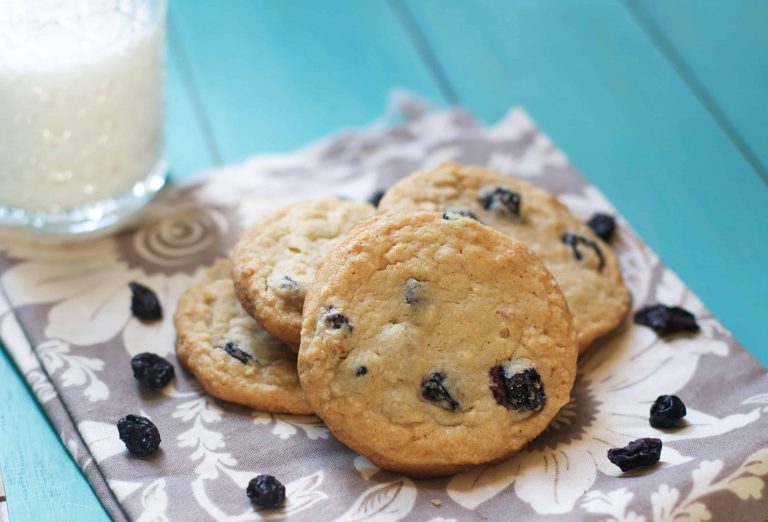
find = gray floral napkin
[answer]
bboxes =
[0,465,7,522]
[1,101,767,522]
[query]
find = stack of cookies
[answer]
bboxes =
[174,162,630,477]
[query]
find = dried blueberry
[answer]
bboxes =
[131,352,175,389]
[117,414,161,455]
[404,277,423,305]
[650,395,687,428]
[325,307,352,331]
[274,276,301,303]
[442,210,479,221]
[634,304,699,336]
[222,341,252,364]
[479,186,521,217]
[246,475,286,508]
[368,190,386,207]
[607,438,662,472]
[129,282,162,321]
[421,372,460,411]
[561,232,605,271]
[587,213,616,243]
[355,366,368,376]
[279,276,299,292]
[489,363,546,412]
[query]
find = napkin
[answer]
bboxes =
[1,99,767,522]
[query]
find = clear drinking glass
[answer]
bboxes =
[0,0,167,235]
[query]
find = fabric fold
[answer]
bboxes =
[1,98,766,521]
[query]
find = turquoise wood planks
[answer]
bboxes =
[0,349,109,522]
[631,0,768,183]
[166,19,220,179]
[402,0,768,362]
[170,0,445,165]
[3,2,767,520]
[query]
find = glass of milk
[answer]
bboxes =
[0,0,167,235]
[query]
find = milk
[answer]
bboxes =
[0,1,165,214]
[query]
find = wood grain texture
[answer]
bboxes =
[169,0,445,164]
[3,2,767,520]
[0,348,108,522]
[166,19,219,179]
[402,0,768,363]
[631,0,768,183]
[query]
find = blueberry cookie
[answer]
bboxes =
[232,198,376,349]
[175,259,312,414]
[379,163,630,350]
[298,212,578,476]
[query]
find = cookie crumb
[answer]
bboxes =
[431,499,442,507]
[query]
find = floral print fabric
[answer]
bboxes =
[1,104,767,522]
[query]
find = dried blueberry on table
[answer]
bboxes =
[324,306,352,331]
[131,352,175,389]
[222,341,252,364]
[561,232,605,271]
[634,304,699,337]
[650,395,687,429]
[129,282,162,321]
[246,475,286,508]
[368,190,386,207]
[586,213,617,243]
[404,277,424,305]
[479,187,521,217]
[442,210,479,221]
[421,372,460,411]
[607,438,662,472]
[355,366,368,376]
[117,414,161,455]
[489,363,546,412]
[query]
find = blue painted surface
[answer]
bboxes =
[165,20,218,177]
[170,0,445,164]
[634,0,768,177]
[403,0,768,360]
[0,348,108,522]
[1,2,766,519]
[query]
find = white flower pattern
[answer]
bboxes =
[0,101,766,521]
[0,201,231,361]
[38,339,109,401]
[252,412,330,440]
[581,448,768,522]
[446,316,761,513]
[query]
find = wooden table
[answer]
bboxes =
[1,1,766,520]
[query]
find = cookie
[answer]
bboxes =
[298,211,578,476]
[175,259,312,414]
[231,198,376,349]
[379,162,630,350]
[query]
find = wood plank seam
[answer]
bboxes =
[389,0,460,104]
[168,16,223,166]
[623,0,768,188]
[0,285,122,521]
[0,341,123,521]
